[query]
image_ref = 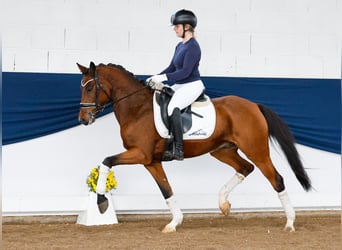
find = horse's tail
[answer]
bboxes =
[258,104,312,191]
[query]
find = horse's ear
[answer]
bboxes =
[89,61,96,76]
[77,63,88,74]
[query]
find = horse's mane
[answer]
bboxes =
[98,63,144,84]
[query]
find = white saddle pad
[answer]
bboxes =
[153,92,216,140]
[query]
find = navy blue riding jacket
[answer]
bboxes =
[160,38,201,84]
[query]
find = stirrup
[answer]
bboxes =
[173,144,184,161]
[162,144,184,161]
[162,150,174,161]
[162,147,184,161]
[173,149,184,161]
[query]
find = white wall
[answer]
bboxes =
[2,114,340,215]
[2,0,341,78]
[2,0,341,215]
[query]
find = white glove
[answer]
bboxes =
[146,74,168,90]
[147,79,165,91]
[150,74,168,83]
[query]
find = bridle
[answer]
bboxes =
[80,70,113,117]
[80,69,148,117]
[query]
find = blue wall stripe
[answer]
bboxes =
[3,72,341,153]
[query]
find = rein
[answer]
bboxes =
[80,69,148,115]
[112,84,149,104]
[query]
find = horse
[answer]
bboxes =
[77,61,311,233]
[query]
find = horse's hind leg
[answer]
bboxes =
[240,133,295,232]
[252,156,295,232]
[144,162,183,233]
[210,146,255,216]
[213,145,295,232]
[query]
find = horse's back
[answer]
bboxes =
[211,95,269,148]
[212,95,261,118]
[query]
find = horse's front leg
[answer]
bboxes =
[95,164,111,213]
[96,148,150,213]
[145,162,183,233]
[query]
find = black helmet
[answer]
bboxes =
[170,9,197,28]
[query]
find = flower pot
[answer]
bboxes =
[76,192,118,226]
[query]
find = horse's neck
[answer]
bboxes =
[105,70,152,125]
[113,92,153,127]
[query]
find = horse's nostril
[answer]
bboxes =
[79,117,89,125]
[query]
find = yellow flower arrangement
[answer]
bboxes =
[86,166,117,193]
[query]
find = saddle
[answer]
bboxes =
[152,86,216,142]
[155,86,207,133]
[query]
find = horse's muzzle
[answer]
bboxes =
[78,110,95,125]
[79,116,90,125]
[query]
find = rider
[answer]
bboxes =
[148,9,205,161]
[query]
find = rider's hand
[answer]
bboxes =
[146,74,168,90]
[149,74,168,83]
[146,79,165,91]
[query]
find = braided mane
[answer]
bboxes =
[97,63,146,86]
[98,63,135,78]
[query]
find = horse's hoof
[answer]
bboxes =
[283,220,295,232]
[219,201,231,216]
[284,223,296,233]
[284,226,295,232]
[98,200,109,214]
[97,194,109,214]
[162,225,177,233]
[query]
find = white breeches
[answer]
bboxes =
[168,80,205,115]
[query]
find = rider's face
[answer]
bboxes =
[173,24,183,38]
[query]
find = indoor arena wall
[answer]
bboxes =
[2,0,341,215]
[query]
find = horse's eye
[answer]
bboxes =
[86,85,94,92]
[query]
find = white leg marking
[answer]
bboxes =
[278,189,296,232]
[162,196,183,233]
[96,164,109,195]
[219,172,245,215]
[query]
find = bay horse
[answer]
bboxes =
[77,62,311,233]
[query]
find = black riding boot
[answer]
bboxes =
[170,108,184,160]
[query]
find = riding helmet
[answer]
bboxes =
[170,9,197,28]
